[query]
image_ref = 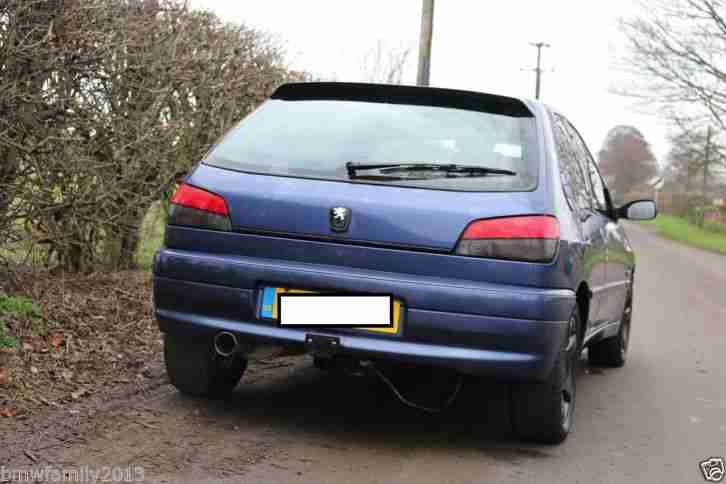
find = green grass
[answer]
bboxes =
[0,295,41,348]
[0,320,17,348]
[135,202,167,270]
[644,215,726,255]
[704,219,726,236]
[0,294,40,319]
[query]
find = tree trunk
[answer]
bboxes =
[0,151,18,219]
[57,242,84,273]
[116,226,141,270]
[113,205,150,270]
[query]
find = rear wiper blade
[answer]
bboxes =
[346,162,516,178]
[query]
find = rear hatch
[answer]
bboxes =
[191,82,550,253]
[189,164,550,252]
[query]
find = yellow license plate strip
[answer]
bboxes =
[261,287,402,334]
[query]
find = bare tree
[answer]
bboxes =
[665,121,726,195]
[667,132,702,193]
[0,0,308,272]
[360,39,411,84]
[619,0,726,129]
[0,0,75,268]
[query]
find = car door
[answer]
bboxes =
[583,153,624,324]
[603,220,634,323]
[551,113,608,331]
[568,125,630,326]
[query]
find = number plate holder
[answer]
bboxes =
[304,334,340,357]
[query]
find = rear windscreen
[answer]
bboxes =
[204,99,539,192]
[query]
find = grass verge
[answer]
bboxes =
[0,295,40,348]
[643,214,726,255]
[135,202,167,270]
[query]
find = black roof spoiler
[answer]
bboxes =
[271,82,533,117]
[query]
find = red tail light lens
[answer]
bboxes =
[169,183,231,231]
[170,184,228,216]
[455,215,559,262]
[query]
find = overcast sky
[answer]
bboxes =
[192,0,670,162]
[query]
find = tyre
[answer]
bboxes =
[164,333,247,398]
[588,288,632,367]
[510,307,580,444]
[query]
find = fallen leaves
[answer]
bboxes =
[50,332,63,348]
[71,388,89,400]
[0,270,158,417]
[38,397,57,407]
[0,407,17,418]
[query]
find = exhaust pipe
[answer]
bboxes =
[214,331,239,357]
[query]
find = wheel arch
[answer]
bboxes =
[575,282,591,342]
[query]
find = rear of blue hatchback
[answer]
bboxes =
[154,83,579,444]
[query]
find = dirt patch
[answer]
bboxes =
[0,355,308,482]
[0,270,160,419]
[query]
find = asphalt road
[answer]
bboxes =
[7,222,726,483]
[239,222,726,484]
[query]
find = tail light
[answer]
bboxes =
[168,183,231,231]
[455,215,559,262]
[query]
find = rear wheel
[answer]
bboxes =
[510,308,580,444]
[588,289,632,367]
[164,334,247,398]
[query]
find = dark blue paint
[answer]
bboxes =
[190,163,551,251]
[153,95,635,382]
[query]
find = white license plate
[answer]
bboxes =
[279,294,393,328]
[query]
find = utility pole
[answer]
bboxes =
[416,0,435,86]
[529,42,550,99]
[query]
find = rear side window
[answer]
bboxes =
[564,118,607,211]
[204,99,539,192]
[586,160,607,210]
[551,113,592,212]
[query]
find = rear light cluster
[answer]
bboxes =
[169,183,231,231]
[455,215,559,262]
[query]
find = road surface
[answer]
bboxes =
[4,223,726,483]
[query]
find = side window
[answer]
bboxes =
[564,119,607,211]
[586,160,607,210]
[551,113,591,213]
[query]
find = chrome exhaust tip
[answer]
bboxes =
[214,331,239,357]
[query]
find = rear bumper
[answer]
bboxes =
[153,249,575,382]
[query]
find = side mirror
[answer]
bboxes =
[617,199,657,220]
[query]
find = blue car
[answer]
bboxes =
[153,82,656,444]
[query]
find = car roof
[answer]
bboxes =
[271,82,534,118]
